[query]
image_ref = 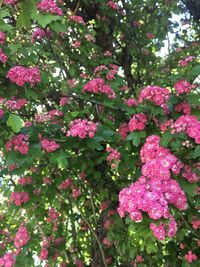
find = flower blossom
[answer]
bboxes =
[37,0,63,16]
[67,119,97,139]
[83,78,116,99]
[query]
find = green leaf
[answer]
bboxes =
[25,89,38,100]
[160,131,173,147]
[31,13,61,27]
[0,22,13,32]
[87,139,104,150]
[7,114,24,133]
[17,0,37,28]
[179,180,198,197]
[191,65,200,76]
[50,21,67,32]
[0,10,10,19]
[126,131,146,147]
[50,150,68,169]
[146,238,158,254]
[186,94,200,105]
[193,145,200,158]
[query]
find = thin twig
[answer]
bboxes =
[75,204,108,267]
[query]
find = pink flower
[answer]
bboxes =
[69,15,85,24]
[136,255,144,263]
[138,85,170,106]
[104,50,112,56]
[46,208,59,222]
[75,259,84,267]
[0,252,16,267]
[184,250,198,263]
[103,237,112,247]
[31,28,51,43]
[41,139,60,152]
[37,0,63,16]
[5,97,28,110]
[129,113,147,132]
[150,223,165,240]
[118,123,130,140]
[174,102,191,115]
[174,80,195,95]
[14,225,30,248]
[0,48,8,63]
[72,187,81,199]
[146,32,155,39]
[106,147,121,161]
[10,192,30,206]
[7,66,41,87]
[60,97,69,106]
[40,249,49,260]
[124,98,138,107]
[83,78,115,99]
[6,134,29,155]
[67,119,97,139]
[191,219,200,229]
[107,1,119,10]
[0,109,4,118]
[58,178,73,190]
[178,56,194,67]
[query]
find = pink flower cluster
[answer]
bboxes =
[106,147,121,161]
[0,32,6,44]
[182,165,200,183]
[174,80,195,94]
[94,64,118,80]
[150,216,177,240]
[118,123,129,140]
[40,249,48,260]
[184,251,198,263]
[107,1,119,10]
[138,85,170,107]
[5,98,27,110]
[58,178,81,198]
[60,97,69,106]
[0,109,4,118]
[18,176,32,186]
[171,115,200,144]
[83,78,116,99]
[0,48,8,63]
[14,225,30,248]
[7,66,41,87]
[129,113,147,132]
[159,119,173,132]
[118,135,187,240]
[179,56,194,67]
[75,259,84,267]
[58,178,72,190]
[37,0,63,16]
[174,101,191,115]
[10,192,30,206]
[67,119,97,139]
[106,64,119,80]
[69,15,85,25]
[0,252,16,267]
[191,218,200,229]
[31,28,51,43]
[124,98,138,107]
[46,207,59,222]
[6,134,29,155]
[3,0,17,5]
[40,139,60,152]
[146,32,155,39]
